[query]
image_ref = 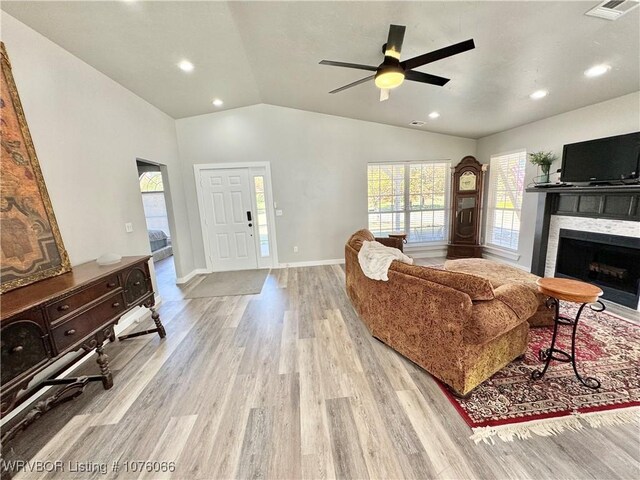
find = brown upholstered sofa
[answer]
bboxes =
[345,229,538,396]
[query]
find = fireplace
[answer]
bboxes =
[556,229,640,309]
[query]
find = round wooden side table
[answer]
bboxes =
[388,232,408,244]
[530,277,604,389]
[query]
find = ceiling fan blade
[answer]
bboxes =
[405,70,450,87]
[401,39,475,71]
[329,75,375,94]
[385,24,406,59]
[320,60,377,72]
[380,88,390,102]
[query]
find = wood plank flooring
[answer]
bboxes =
[2,257,638,479]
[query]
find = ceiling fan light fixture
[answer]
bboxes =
[375,66,405,89]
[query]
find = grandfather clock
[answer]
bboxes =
[447,156,487,259]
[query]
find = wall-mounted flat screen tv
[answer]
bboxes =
[560,132,640,184]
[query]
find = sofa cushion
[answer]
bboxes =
[391,262,494,301]
[445,258,544,301]
[493,284,538,321]
[445,258,555,327]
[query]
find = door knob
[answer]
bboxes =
[248,223,253,227]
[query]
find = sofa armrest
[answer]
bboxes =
[493,284,538,321]
[375,236,404,252]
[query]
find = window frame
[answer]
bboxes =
[139,171,164,192]
[485,149,527,252]
[367,160,452,246]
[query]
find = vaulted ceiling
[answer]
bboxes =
[2,1,639,138]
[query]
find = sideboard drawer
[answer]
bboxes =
[51,292,126,353]
[47,274,120,322]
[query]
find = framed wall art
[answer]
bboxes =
[1,42,71,293]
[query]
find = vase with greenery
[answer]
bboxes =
[529,151,557,184]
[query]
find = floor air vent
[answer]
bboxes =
[585,0,639,20]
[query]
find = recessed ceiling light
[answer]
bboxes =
[428,111,440,119]
[212,99,224,107]
[529,89,548,100]
[178,60,194,72]
[584,64,611,78]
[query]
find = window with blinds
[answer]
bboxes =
[486,150,527,250]
[367,161,450,243]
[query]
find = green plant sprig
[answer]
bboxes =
[528,151,558,174]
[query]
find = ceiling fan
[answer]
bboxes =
[320,25,475,101]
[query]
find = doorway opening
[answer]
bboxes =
[137,160,173,263]
[194,162,278,272]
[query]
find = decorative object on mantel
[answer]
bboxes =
[96,253,122,266]
[0,42,71,293]
[528,151,558,184]
[440,303,639,444]
[447,156,487,259]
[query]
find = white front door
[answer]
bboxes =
[200,168,257,271]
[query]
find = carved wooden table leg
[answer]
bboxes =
[117,303,167,341]
[1,375,101,445]
[96,343,113,390]
[150,306,166,339]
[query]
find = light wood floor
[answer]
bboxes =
[2,257,638,480]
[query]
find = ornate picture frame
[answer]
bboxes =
[1,42,71,293]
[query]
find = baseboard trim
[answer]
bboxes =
[0,295,162,427]
[176,269,209,284]
[277,258,344,268]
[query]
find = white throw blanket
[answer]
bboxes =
[358,240,414,281]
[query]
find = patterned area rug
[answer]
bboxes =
[440,303,640,443]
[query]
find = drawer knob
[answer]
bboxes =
[11,345,24,354]
[58,304,70,312]
[107,282,116,288]
[112,302,121,308]
[133,281,141,286]
[65,329,76,336]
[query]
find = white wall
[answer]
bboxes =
[176,104,476,267]
[1,13,194,277]
[476,91,640,270]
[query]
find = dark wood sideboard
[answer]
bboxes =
[0,255,165,443]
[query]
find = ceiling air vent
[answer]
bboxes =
[585,0,639,20]
[409,121,426,127]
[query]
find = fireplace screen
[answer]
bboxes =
[555,229,640,309]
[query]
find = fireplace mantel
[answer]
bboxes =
[526,185,640,276]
